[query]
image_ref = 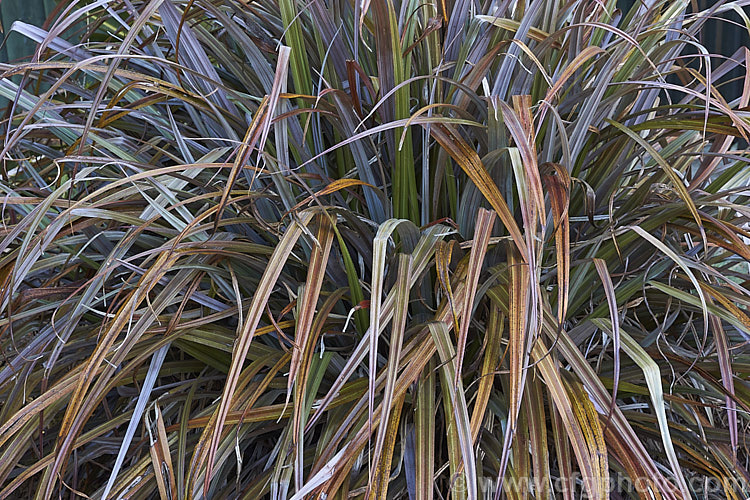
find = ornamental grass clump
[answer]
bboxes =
[0,0,749,498]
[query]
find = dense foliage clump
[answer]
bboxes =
[0,0,749,498]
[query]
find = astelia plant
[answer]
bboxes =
[0,0,749,498]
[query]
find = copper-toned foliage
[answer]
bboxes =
[0,0,749,498]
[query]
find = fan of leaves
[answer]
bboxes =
[0,0,749,498]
